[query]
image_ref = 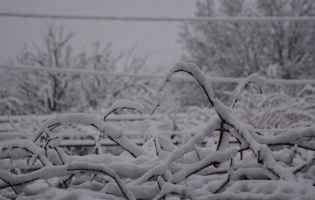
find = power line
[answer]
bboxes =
[1,12,315,22]
[1,64,315,85]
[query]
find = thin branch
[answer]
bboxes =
[61,174,74,188]
[33,122,61,142]
[154,139,159,156]
[0,177,17,194]
[206,170,228,176]
[54,147,65,165]
[214,174,230,194]
[216,122,224,151]
[157,181,161,190]
[2,146,47,167]
[193,147,201,161]
[108,136,137,158]
[185,161,220,178]
[45,136,59,157]
[67,168,134,200]
[104,107,142,121]
[0,178,40,190]
[293,156,315,174]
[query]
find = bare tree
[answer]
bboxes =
[11,25,80,113]
[10,25,156,114]
[179,0,315,79]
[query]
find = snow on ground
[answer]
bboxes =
[1,62,315,199]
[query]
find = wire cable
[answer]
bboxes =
[1,12,315,22]
[1,64,315,85]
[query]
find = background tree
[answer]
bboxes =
[74,42,157,113]
[11,25,80,114]
[9,25,156,114]
[179,0,315,79]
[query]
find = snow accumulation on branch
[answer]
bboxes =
[1,62,315,199]
[230,73,265,108]
[103,99,145,121]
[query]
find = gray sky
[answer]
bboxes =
[0,0,196,70]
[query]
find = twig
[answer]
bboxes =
[33,122,61,142]
[60,174,74,188]
[2,146,47,167]
[206,170,228,176]
[104,107,142,121]
[213,174,230,194]
[157,179,161,190]
[173,69,214,107]
[216,122,224,151]
[154,139,159,156]
[193,147,201,161]
[67,167,134,200]
[185,161,220,178]
[0,177,17,194]
[293,156,315,174]
[54,147,65,165]
[108,136,137,158]
[44,136,59,157]
[0,177,40,190]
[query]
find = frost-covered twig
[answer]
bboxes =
[169,148,237,183]
[151,62,215,115]
[0,139,52,167]
[152,62,296,182]
[103,99,145,121]
[108,136,137,158]
[0,177,17,194]
[153,177,197,200]
[67,161,136,200]
[31,113,149,158]
[3,61,315,199]
[230,73,265,108]
[0,165,71,189]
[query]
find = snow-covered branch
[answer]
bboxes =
[1,62,315,199]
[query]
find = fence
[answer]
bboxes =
[1,12,315,149]
[0,110,310,148]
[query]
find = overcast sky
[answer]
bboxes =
[0,0,196,70]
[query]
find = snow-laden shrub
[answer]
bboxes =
[1,62,315,200]
[0,97,23,116]
[234,85,315,130]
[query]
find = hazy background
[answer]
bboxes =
[0,0,195,69]
[1,0,315,116]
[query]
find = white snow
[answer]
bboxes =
[1,62,315,199]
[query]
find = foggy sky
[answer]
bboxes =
[0,0,196,70]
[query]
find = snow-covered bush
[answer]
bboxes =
[1,62,315,200]
[233,85,315,130]
[0,97,23,116]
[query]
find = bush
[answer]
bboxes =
[1,62,315,200]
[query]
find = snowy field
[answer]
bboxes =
[1,62,315,200]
